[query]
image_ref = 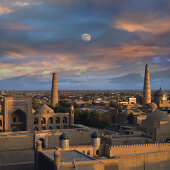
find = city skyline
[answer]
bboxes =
[0,0,170,90]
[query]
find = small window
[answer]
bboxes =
[34,127,38,131]
[41,126,46,130]
[41,117,46,124]
[49,117,53,124]
[49,126,53,130]
[34,118,38,125]
[63,117,67,123]
[0,120,2,126]
[96,150,99,155]
[87,150,90,155]
[56,117,60,124]
[56,126,60,129]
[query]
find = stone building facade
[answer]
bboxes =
[0,96,32,132]
[32,104,74,131]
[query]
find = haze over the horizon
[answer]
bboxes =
[0,0,170,90]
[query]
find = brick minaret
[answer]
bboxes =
[51,72,58,107]
[143,64,151,105]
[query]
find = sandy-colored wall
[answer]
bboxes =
[0,150,34,170]
[101,151,170,170]
[0,133,34,151]
[0,150,34,165]
[107,143,170,157]
[48,129,95,148]
[102,135,154,145]
[0,163,34,170]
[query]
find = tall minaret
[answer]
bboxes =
[51,72,58,107]
[143,64,151,105]
[69,105,74,125]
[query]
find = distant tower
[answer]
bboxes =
[69,105,74,125]
[143,64,151,105]
[0,90,5,95]
[51,72,58,107]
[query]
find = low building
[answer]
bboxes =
[33,104,74,131]
[142,109,170,142]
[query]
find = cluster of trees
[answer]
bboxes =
[50,100,70,113]
[127,113,134,124]
[32,99,115,129]
[74,109,111,128]
[109,101,122,112]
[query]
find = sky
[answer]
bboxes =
[0,0,170,90]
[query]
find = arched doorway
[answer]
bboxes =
[48,117,53,124]
[63,117,67,123]
[34,118,39,125]
[56,117,60,124]
[41,117,46,125]
[11,109,26,131]
[39,138,45,148]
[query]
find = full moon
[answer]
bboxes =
[82,34,91,42]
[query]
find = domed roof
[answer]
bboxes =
[146,110,170,122]
[59,133,69,140]
[154,87,167,98]
[147,103,157,110]
[36,104,54,114]
[91,131,100,138]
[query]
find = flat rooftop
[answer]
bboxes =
[43,150,96,162]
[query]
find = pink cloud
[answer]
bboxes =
[114,15,170,34]
[0,22,37,31]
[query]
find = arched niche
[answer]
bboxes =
[11,109,26,132]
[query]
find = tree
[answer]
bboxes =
[127,113,134,124]
[73,102,79,108]
[82,96,89,101]
[109,101,122,112]
[74,109,111,129]
[53,100,70,113]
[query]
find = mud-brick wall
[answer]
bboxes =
[48,129,96,148]
[0,134,34,151]
[0,150,35,170]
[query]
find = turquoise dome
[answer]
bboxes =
[59,133,69,140]
[91,132,100,138]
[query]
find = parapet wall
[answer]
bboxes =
[0,132,34,151]
[107,143,170,157]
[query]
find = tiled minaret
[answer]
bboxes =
[51,72,58,107]
[143,64,151,105]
